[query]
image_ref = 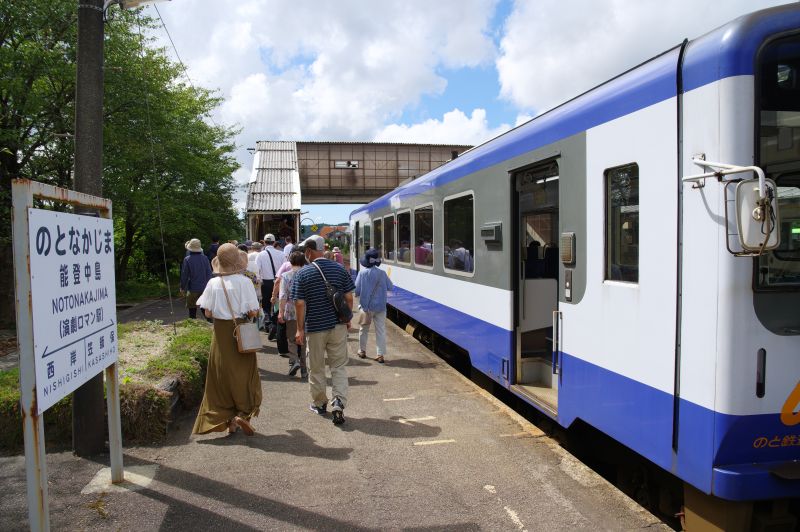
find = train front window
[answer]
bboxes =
[757,36,800,289]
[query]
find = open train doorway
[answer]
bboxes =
[512,159,560,416]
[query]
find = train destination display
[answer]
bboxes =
[27,208,118,412]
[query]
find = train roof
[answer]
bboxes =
[352,3,800,218]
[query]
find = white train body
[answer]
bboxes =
[350,5,800,501]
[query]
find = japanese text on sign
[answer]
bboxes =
[28,209,117,413]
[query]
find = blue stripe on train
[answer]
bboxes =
[387,285,800,501]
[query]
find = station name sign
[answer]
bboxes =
[28,208,118,412]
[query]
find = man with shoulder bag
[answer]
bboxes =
[291,235,355,425]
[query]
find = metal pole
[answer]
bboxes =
[12,181,50,531]
[72,0,107,456]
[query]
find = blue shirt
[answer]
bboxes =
[355,267,393,312]
[291,258,355,333]
[180,252,212,292]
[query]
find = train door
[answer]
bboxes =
[512,159,560,416]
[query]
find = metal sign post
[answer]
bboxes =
[11,179,123,531]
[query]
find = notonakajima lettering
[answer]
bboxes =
[51,287,109,314]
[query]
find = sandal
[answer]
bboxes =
[227,420,238,434]
[234,416,255,436]
[375,356,385,364]
[356,350,367,359]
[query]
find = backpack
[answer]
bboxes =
[311,261,353,324]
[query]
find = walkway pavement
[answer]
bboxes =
[0,299,668,530]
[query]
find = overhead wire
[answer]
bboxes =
[133,11,177,333]
[152,4,219,129]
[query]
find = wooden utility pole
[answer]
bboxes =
[72,0,106,456]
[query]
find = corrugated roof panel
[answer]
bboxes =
[247,192,300,212]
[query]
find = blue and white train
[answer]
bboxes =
[350,3,800,523]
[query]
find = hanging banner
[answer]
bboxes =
[27,208,118,413]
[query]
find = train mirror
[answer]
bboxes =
[735,178,780,252]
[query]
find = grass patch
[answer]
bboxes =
[0,319,212,452]
[116,277,178,304]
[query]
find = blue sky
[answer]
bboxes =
[152,0,786,224]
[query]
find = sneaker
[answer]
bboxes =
[309,403,327,416]
[288,361,301,376]
[331,398,345,425]
[300,368,308,379]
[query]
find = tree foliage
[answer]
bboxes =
[0,2,242,325]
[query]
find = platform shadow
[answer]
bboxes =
[197,429,353,461]
[336,416,442,439]
[111,455,372,531]
[373,358,440,370]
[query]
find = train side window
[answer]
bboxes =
[384,214,395,261]
[605,164,639,282]
[414,204,434,268]
[373,218,383,256]
[363,223,371,254]
[443,192,475,274]
[397,211,411,264]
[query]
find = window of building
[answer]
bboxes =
[443,193,474,273]
[374,217,383,256]
[397,211,411,264]
[605,164,639,282]
[414,205,434,268]
[384,214,395,261]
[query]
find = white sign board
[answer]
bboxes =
[28,208,118,412]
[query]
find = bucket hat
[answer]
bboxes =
[211,243,243,275]
[360,247,381,268]
[185,238,202,252]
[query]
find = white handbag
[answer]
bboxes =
[220,278,261,354]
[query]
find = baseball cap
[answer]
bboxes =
[264,233,276,242]
[300,235,325,251]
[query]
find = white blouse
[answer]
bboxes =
[196,274,260,320]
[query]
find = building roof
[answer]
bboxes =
[257,140,473,149]
[247,142,301,212]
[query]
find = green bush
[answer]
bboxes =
[0,368,73,453]
[0,319,213,452]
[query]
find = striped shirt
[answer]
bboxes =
[291,258,355,333]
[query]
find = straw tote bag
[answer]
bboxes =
[220,278,261,354]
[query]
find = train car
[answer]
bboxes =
[349,4,800,527]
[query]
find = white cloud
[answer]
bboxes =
[151,0,499,141]
[374,108,511,146]
[496,0,789,114]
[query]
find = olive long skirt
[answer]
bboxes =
[192,319,262,434]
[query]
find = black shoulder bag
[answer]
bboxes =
[311,261,353,323]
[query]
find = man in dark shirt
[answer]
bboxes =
[181,238,213,319]
[292,235,355,425]
[206,235,221,262]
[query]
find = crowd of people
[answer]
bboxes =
[179,233,391,435]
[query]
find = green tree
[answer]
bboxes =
[0,1,77,325]
[0,2,241,326]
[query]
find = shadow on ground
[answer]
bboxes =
[197,429,353,461]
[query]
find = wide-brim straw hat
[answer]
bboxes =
[185,238,202,252]
[212,243,244,275]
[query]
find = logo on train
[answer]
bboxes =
[781,381,800,427]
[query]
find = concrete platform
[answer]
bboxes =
[0,303,669,530]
